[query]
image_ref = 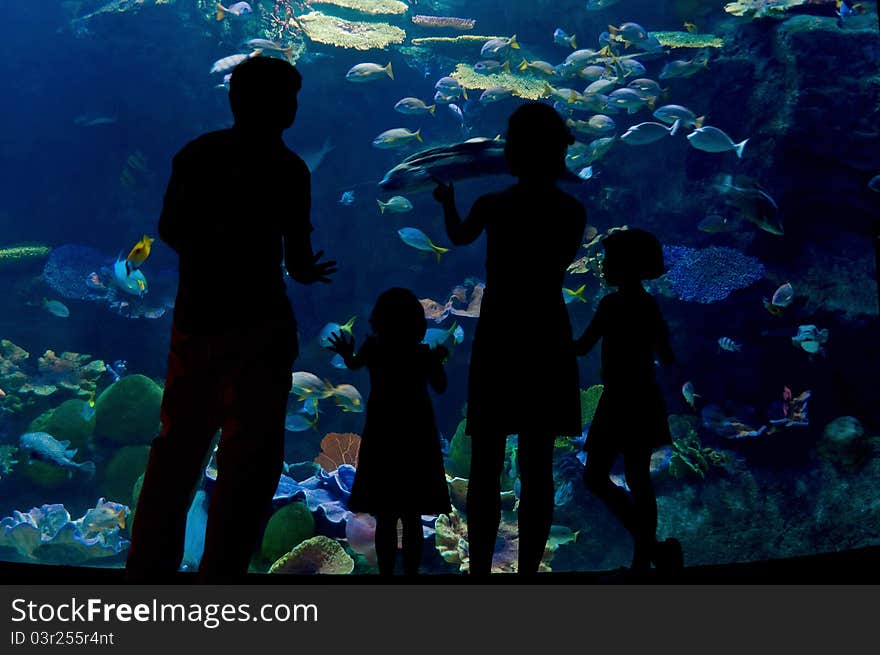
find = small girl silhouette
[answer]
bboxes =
[327,287,451,576]
[574,228,684,573]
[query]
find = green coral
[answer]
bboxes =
[310,0,409,15]
[94,374,162,445]
[724,0,807,18]
[445,418,471,478]
[450,63,547,101]
[667,414,732,480]
[298,11,406,50]
[28,399,95,450]
[268,536,354,574]
[103,445,151,505]
[0,244,51,272]
[580,385,604,427]
[261,502,315,564]
[651,31,724,49]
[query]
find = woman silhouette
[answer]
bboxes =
[433,102,586,575]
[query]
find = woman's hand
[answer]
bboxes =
[432,177,455,206]
[326,331,355,357]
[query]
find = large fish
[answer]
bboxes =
[379,137,584,193]
[19,432,96,477]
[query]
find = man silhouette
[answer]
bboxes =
[125,56,336,583]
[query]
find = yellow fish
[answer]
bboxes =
[684,22,697,33]
[126,235,154,271]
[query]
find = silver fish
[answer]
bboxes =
[19,432,95,477]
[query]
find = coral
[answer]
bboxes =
[0,503,128,565]
[273,464,356,524]
[724,0,807,18]
[450,63,548,101]
[0,244,51,272]
[310,0,409,15]
[314,432,361,472]
[0,445,17,480]
[0,340,29,413]
[94,374,162,444]
[445,474,516,513]
[268,535,354,574]
[580,385,604,427]
[668,414,738,479]
[28,399,96,450]
[818,417,871,472]
[662,245,765,304]
[444,418,471,478]
[102,446,151,505]
[344,512,377,563]
[297,11,406,50]
[261,502,316,564]
[24,350,105,400]
[411,15,476,30]
[410,35,505,47]
[651,31,724,48]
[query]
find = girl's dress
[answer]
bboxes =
[347,337,451,515]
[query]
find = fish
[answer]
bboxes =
[435,76,467,100]
[584,136,617,163]
[112,256,147,297]
[763,282,794,315]
[319,316,356,348]
[79,498,128,535]
[684,22,698,33]
[711,174,783,235]
[19,432,96,478]
[216,2,252,20]
[210,49,262,74]
[479,86,514,104]
[627,78,663,98]
[653,104,704,133]
[398,227,449,263]
[555,49,603,76]
[301,138,335,174]
[241,38,296,62]
[577,166,595,180]
[447,104,464,123]
[331,354,348,369]
[42,298,70,318]
[607,88,651,114]
[285,400,320,431]
[373,128,423,149]
[792,325,829,355]
[331,384,364,413]
[587,0,623,9]
[378,137,586,194]
[519,60,557,76]
[609,22,648,45]
[125,235,154,272]
[423,322,464,350]
[394,97,436,116]
[687,126,748,158]
[682,381,701,410]
[718,337,742,352]
[290,371,335,401]
[567,115,616,137]
[697,214,735,234]
[421,297,454,323]
[339,190,356,205]
[659,49,711,80]
[584,79,617,95]
[620,121,678,145]
[73,114,117,127]
[480,35,519,59]
[868,174,880,192]
[547,525,579,549]
[377,195,413,214]
[553,28,578,49]
[562,284,588,304]
[346,62,394,83]
[475,60,511,74]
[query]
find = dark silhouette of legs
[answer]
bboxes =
[466,432,507,575]
[583,442,657,570]
[516,433,555,575]
[125,328,223,582]
[374,512,424,576]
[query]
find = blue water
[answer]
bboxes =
[1,0,879,573]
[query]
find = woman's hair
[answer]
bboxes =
[602,228,666,283]
[504,101,575,180]
[369,287,428,344]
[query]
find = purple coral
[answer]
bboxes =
[663,245,765,304]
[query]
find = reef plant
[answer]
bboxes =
[0,445,18,480]
[724,0,808,18]
[410,35,506,47]
[580,384,604,427]
[313,432,361,472]
[94,374,163,445]
[261,502,316,564]
[0,244,51,272]
[28,399,97,450]
[297,11,406,50]
[411,15,476,30]
[268,535,354,574]
[450,63,548,101]
[662,245,765,304]
[651,31,724,48]
[0,502,129,565]
[310,0,409,15]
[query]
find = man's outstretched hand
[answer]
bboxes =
[296,250,337,284]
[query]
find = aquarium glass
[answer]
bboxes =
[1,0,879,575]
